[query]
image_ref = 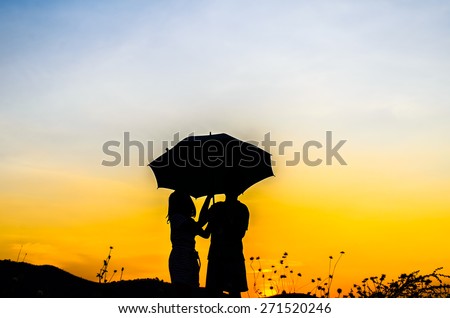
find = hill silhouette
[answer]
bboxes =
[0,259,211,297]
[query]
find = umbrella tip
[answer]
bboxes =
[209,131,212,135]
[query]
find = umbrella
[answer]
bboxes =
[149,133,274,198]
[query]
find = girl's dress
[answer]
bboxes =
[168,213,201,287]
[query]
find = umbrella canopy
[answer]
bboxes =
[149,133,274,198]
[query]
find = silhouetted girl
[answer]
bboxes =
[167,191,212,295]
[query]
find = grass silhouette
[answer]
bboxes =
[346,267,450,298]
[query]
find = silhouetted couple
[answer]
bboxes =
[166,190,249,297]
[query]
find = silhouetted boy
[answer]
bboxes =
[205,191,249,297]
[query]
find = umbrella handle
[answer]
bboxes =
[213,195,215,204]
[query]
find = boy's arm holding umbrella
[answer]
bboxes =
[196,194,214,238]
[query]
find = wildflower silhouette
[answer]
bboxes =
[326,251,345,297]
[96,246,113,283]
[249,251,345,297]
[120,267,125,281]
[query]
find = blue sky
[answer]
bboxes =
[0,0,449,195]
[1,0,449,202]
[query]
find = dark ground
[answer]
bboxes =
[1,259,316,298]
[0,259,211,297]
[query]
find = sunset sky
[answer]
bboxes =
[1,0,450,296]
